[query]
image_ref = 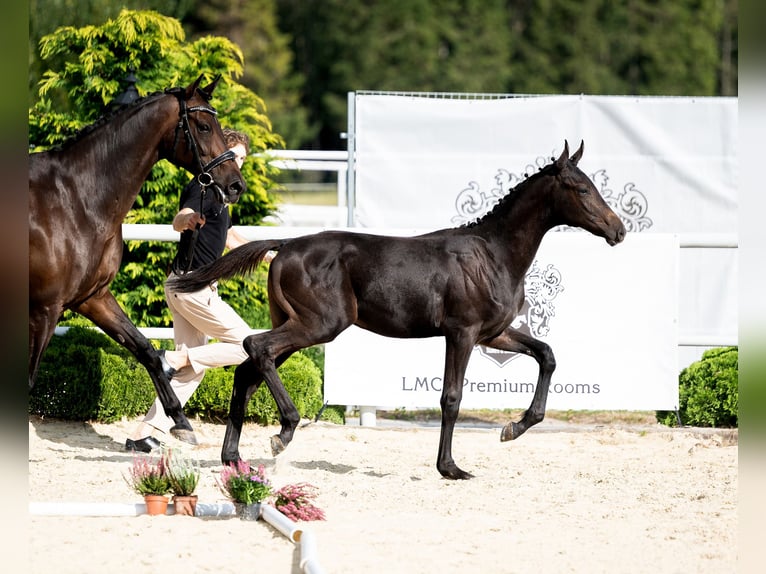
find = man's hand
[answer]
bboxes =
[184,212,206,230]
[173,208,206,232]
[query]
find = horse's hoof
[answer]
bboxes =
[270,435,286,457]
[500,422,516,442]
[170,426,198,445]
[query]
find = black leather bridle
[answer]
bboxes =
[169,88,240,272]
[171,89,238,205]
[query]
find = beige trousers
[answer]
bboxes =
[141,273,257,434]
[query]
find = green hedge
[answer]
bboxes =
[657,346,738,428]
[30,326,344,425]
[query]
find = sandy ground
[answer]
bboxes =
[28,415,737,573]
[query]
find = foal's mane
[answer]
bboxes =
[460,157,561,229]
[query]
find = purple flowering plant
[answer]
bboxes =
[274,482,326,521]
[217,461,272,505]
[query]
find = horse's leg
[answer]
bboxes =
[437,333,476,480]
[481,327,556,441]
[28,305,61,388]
[222,358,262,465]
[75,290,197,444]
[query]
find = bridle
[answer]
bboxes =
[170,88,238,205]
[168,87,240,273]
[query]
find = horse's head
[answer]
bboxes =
[550,140,625,246]
[169,75,246,204]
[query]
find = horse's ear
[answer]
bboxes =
[200,74,221,101]
[570,140,584,165]
[198,75,222,101]
[555,140,570,170]
[185,75,204,99]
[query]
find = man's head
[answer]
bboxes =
[223,129,250,169]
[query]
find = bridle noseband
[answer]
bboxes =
[171,89,238,204]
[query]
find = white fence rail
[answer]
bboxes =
[52,224,739,349]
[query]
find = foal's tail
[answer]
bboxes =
[167,239,290,293]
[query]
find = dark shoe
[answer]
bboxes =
[158,349,177,379]
[125,436,162,453]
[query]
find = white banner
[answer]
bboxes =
[353,94,737,234]
[325,233,679,411]
[349,92,737,373]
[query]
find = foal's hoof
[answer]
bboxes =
[270,435,286,457]
[500,422,517,442]
[438,463,475,480]
[170,425,198,446]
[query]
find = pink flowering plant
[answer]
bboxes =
[217,461,272,505]
[273,482,326,521]
[124,453,171,496]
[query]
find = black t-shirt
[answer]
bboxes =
[171,179,231,274]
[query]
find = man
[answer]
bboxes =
[126,129,271,452]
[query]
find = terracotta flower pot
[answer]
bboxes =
[143,494,169,516]
[172,495,198,517]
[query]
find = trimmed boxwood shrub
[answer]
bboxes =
[30,327,344,425]
[185,352,329,424]
[30,327,156,422]
[657,346,738,428]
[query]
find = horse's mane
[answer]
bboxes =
[460,158,560,229]
[49,88,181,151]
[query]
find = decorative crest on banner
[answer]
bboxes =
[451,160,653,232]
[590,169,653,232]
[477,260,564,367]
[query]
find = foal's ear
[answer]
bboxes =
[199,75,222,101]
[570,140,584,165]
[555,140,570,170]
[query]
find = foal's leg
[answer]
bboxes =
[242,328,316,456]
[76,289,197,444]
[222,349,298,464]
[222,359,263,465]
[437,332,477,480]
[481,326,556,441]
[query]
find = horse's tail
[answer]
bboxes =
[167,239,290,293]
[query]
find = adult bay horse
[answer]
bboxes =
[29,75,245,445]
[169,140,626,477]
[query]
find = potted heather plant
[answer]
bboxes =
[124,453,171,515]
[217,461,272,520]
[273,482,326,522]
[164,448,201,517]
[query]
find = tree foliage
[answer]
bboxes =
[276,0,736,149]
[30,1,738,152]
[182,0,315,149]
[29,9,283,327]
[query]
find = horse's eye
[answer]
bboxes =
[577,187,589,195]
[197,122,211,133]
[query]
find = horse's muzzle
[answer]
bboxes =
[214,180,245,205]
[606,220,627,246]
